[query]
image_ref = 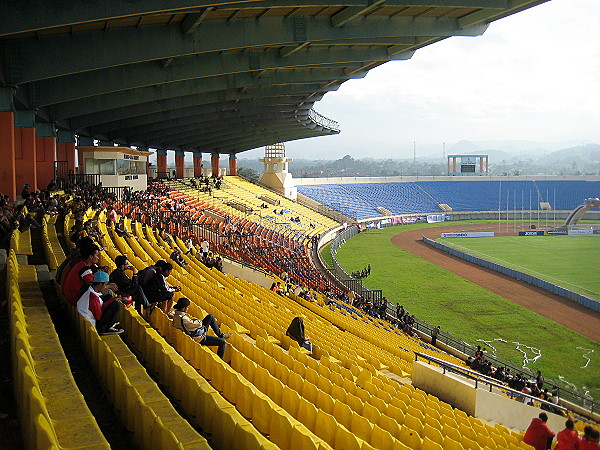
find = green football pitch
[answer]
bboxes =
[329,221,600,400]
[439,234,600,300]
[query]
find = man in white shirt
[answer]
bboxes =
[77,271,123,335]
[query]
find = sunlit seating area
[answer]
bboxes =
[57,207,535,450]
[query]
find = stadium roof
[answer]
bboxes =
[1,0,549,156]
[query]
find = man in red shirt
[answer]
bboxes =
[62,244,100,305]
[555,419,580,450]
[524,413,555,450]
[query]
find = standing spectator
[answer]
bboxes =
[524,413,555,450]
[200,238,210,257]
[76,271,123,335]
[536,370,545,390]
[555,419,580,450]
[431,326,440,346]
[396,304,405,320]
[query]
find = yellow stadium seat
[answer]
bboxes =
[269,411,295,450]
[398,425,422,450]
[314,409,338,447]
[403,413,424,436]
[251,393,275,435]
[297,398,318,432]
[349,411,373,442]
[316,390,335,415]
[370,425,396,450]
[291,424,323,450]
[421,437,444,450]
[423,422,444,445]
[334,424,363,450]
[281,386,301,417]
[443,436,466,450]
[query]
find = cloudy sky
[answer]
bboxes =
[240,0,600,161]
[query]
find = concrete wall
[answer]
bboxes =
[222,259,273,289]
[412,361,566,433]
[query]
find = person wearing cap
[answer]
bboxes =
[77,271,123,335]
[172,297,231,359]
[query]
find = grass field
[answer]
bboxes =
[439,234,600,300]
[327,221,600,400]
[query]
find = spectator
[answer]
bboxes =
[200,238,210,256]
[62,244,102,305]
[143,262,181,315]
[76,271,123,335]
[555,419,580,450]
[581,427,600,450]
[171,297,231,359]
[286,317,313,352]
[170,247,187,268]
[431,326,440,346]
[524,413,555,450]
[536,370,545,390]
[110,255,150,315]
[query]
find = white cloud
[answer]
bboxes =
[285,0,600,159]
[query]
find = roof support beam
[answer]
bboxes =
[88,101,311,136]
[5,15,487,83]
[68,86,323,129]
[0,1,510,37]
[331,0,386,28]
[180,7,213,34]
[30,46,403,106]
[48,69,349,120]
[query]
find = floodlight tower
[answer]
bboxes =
[258,143,297,200]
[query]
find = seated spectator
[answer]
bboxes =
[524,412,555,450]
[170,247,187,268]
[62,244,102,305]
[286,317,313,352]
[77,271,123,335]
[555,418,580,450]
[171,297,231,359]
[115,223,132,238]
[143,262,181,315]
[110,255,150,315]
[581,426,600,450]
[270,282,284,296]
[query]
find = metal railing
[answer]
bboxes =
[414,352,567,412]
[307,108,340,132]
[321,222,599,414]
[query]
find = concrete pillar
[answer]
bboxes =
[211,152,220,177]
[36,122,56,189]
[56,130,76,176]
[193,151,203,177]
[175,150,185,178]
[0,88,16,200]
[447,158,450,175]
[452,157,457,174]
[229,153,238,176]
[486,157,489,173]
[14,110,37,193]
[156,149,167,177]
[479,157,484,174]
